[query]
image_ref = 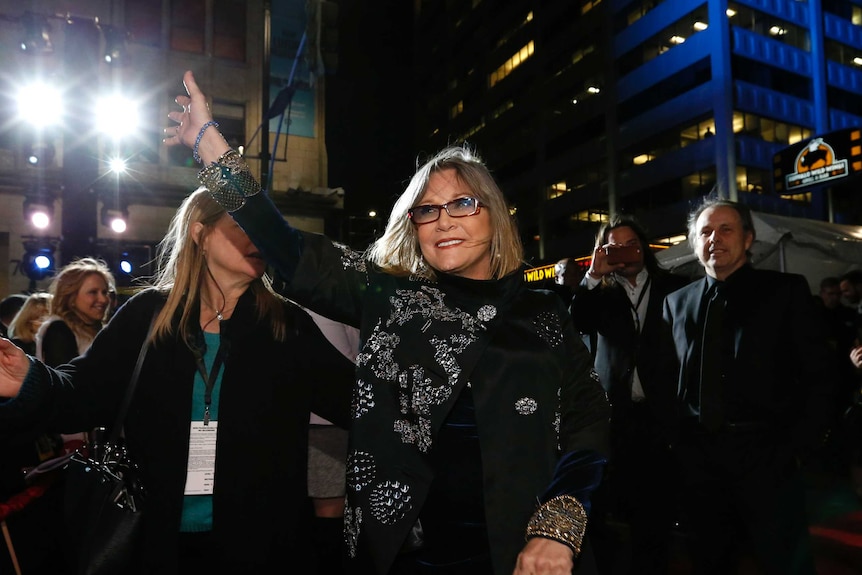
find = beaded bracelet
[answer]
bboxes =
[525,494,587,555]
[193,120,219,164]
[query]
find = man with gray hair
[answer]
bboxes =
[659,196,837,574]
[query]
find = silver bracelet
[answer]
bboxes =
[193,120,219,164]
[198,149,260,212]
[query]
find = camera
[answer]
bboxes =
[604,244,642,265]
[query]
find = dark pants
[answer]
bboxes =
[589,403,674,575]
[675,422,816,575]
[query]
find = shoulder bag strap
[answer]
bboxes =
[106,304,161,447]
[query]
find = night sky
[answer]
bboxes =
[325,0,416,217]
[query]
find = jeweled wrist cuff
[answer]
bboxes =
[198,149,261,212]
[525,494,587,555]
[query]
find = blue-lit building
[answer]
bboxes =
[412,0,862,265]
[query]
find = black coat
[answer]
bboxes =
[570,271,688,428]
[231,192,610,574]
[1,288,354,573]
[660,265,837,459]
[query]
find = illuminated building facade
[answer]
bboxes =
[412,0,862,264]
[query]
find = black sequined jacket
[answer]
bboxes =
[232,192,610,574]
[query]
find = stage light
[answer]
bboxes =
[19,12,53,54]
[25,141,56,167]
[95,95,139,139]
[20,239,57,282]
[17,82,63,128]
[101,206,128,234]
[24,196,55,229]
[119,253,133,274]
[100,25,129,64]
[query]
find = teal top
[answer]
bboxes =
[180,331,223,532]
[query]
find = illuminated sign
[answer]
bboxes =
[524,263,557,283]
[773,128,862,193]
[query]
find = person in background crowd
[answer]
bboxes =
[166,69,610,575]
[812,276,861,476]
[36,257,115,369]
[840,270,862,320]
[302,307,361,575]
[7,292,52,356]
[659,195,837,574]
[0,294,27,339]
[569,216,688,575]
[0,291,65,575]
[36,258,116,454]
[0,187,354,573]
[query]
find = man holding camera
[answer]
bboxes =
[569,216,688,575]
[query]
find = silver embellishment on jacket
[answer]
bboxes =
[357,321,401,382]
[477,304,497,321]
[533,310,563,348]
[347,450,376,492]
[335,242,368,273]
[590,368,600,383]
[344,503,362,558]
[352,379,375,419]
[369,480,413,525]
[515,397,538,415]
[393,416,433,452]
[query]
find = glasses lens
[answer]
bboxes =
[449,197,477,216]
[410,205,440,223]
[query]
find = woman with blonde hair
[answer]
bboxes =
[8,292,52,356]
[163,70,610,575]
[36,257,115,367]
[0,188,354,572]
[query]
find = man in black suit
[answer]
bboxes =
[569,216,688,575]
[660,197,837,574]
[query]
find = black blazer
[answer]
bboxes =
[660,265,837,459]
[570,270,688,426]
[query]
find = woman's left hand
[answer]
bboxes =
[512,538,574,575]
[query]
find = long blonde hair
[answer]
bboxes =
[8,292,52,344]
[368,144,524,280]
[149,187,287,346]
[48,257,115,342]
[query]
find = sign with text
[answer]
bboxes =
[773,128,862,193]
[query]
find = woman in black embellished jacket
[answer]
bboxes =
[163,70,610,575]
[0,189,354,573]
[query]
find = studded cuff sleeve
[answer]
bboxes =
[525,494,588,555]
[198,149,261,212]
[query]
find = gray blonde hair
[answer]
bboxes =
[368,144,524,280]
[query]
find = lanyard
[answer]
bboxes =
[192,335,228,425]
[626,275,651,333]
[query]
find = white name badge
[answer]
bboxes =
[184,421,218,495]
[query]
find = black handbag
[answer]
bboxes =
[62,311,156,575]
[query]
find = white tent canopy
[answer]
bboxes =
[656,211,862,293]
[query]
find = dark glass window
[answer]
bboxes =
[170,0,205,53]
[214,0,246,61]
[126,0,161,47]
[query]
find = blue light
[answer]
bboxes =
[34,254,52,269]
[119,259,132,274]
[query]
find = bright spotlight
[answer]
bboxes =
[119,258,133,274]
[101,205,128,233]
[95,95,139,139]
[17,83,63,128]
[110,217,127,233]
[24,196,54,229]
[108,157,128,174]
